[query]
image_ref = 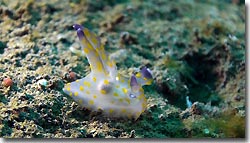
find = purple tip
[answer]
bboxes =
[130,75,140,92]
[76,28,84,39]
[130,75,139,87]
[73,24,83,31]
[73,24,85,39]
[141,67,153,79]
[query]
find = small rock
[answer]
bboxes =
[37,79,48,87]
[69,71,76,81]
[2,77,13,87]
[190,102,203,115]
[234,95,243,101]
[204,128,210,134]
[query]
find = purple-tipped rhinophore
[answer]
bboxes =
[130,75,138,87]
[73,24,83,31]
[76,28,84,39]
[130,75,139,91]
[141,67,153,79]
[73,24,84,39]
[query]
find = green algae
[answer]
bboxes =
[0,120,12,137]
[189,110,245,138]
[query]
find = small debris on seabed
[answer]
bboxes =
[37,79,48,87]
[2,77,13,87]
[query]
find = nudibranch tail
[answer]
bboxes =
[73,25,106,74]
[84,27,117,77]
[73,24,117,76]
[135,67,153,85]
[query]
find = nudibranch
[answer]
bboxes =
[63,24,153,119]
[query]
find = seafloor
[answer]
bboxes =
[0,0,245,138]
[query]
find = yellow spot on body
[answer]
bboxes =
[138,94,144,100]
[143,77,147,80]
[83,81,91,87]
[76,80,79,82]
[113,92,119,97]
[100,45,105,51]
[104,79,109,85]
[89,100,94,105]
[136,73,141,78]
[127,80,131,87]
[107,61,113,67]
[122,88,128,94]
[101,53,106,60]
[93,95,97,99]
[69,92,72,96]
[100,89,106,94]
[146,79,153,85]
[125,98,130,104]
[93,50,98,56]
[115,85,120,88]
[74,92,78,96]
[86,91,90,94]
[109,109,114,114]
[84,29,91,38]
[66,87,70,91]
[97,61,103,71]
[119,98,123,102]
[121,78,125,83]
[79,86,84,91]
[121,109,126,113]
[92,77,96,82]
[91,37,98,46]
[83,48,89,54]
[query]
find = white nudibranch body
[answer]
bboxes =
[63,24,153,120]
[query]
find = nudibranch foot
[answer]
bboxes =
[63,24,153,120]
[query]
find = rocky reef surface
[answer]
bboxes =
[0,0,245,138]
